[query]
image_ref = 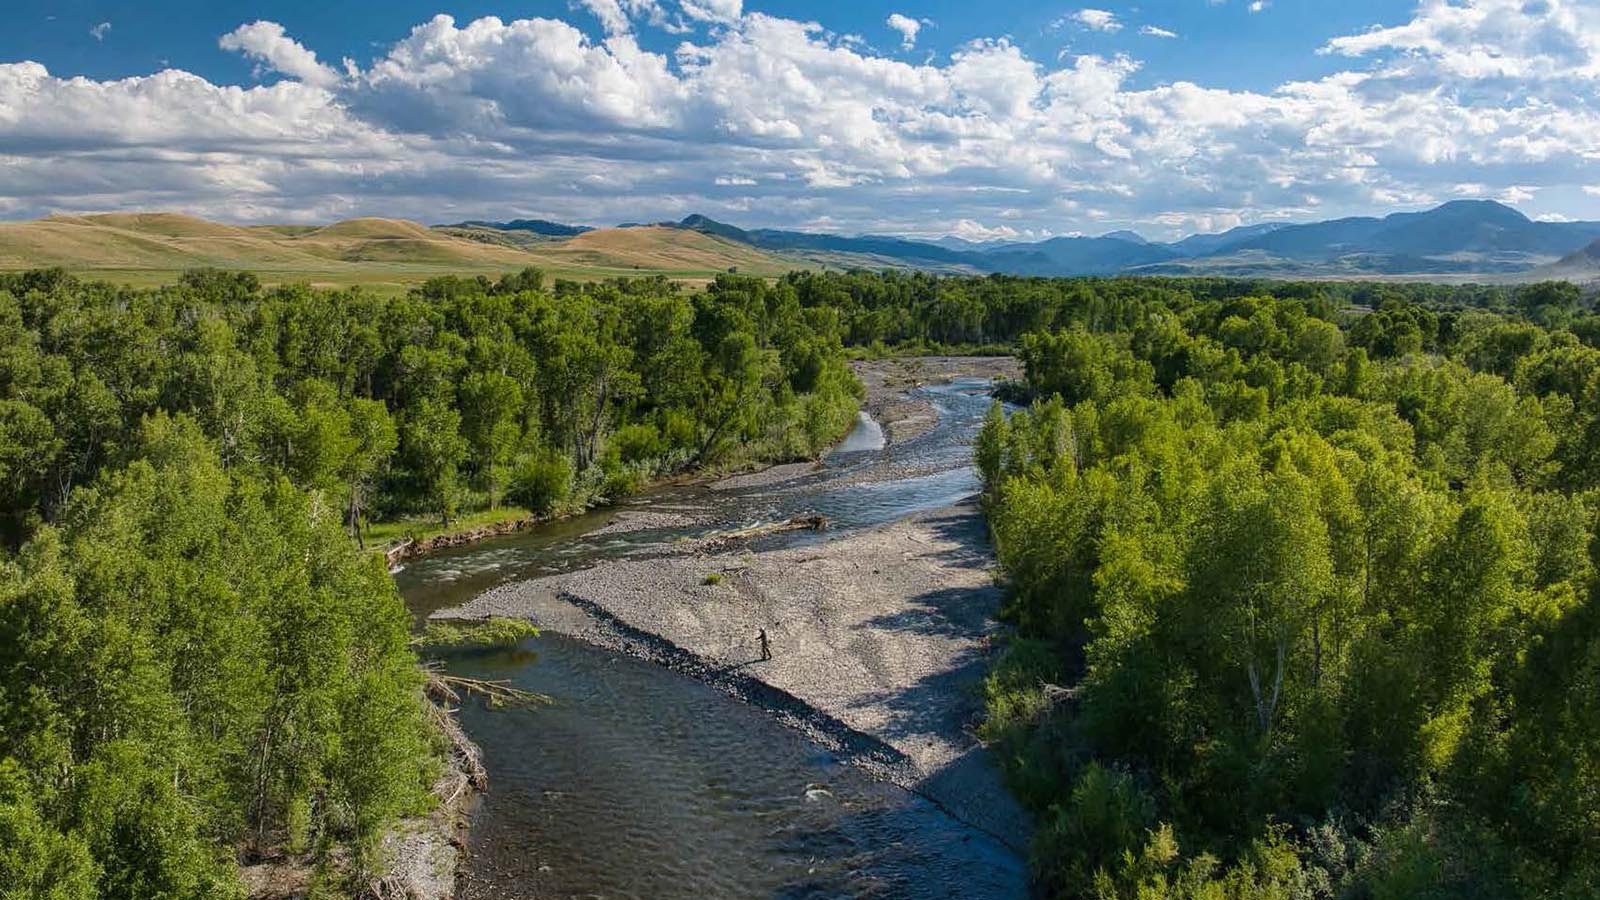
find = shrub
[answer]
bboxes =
[506,449,573,515]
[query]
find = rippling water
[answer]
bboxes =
[399,379,1025,898]
[444,636,1025,899]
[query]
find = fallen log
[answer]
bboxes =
[698,513,828,552]
[425,665,551,710]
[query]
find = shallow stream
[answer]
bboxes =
[398,380,1024,898]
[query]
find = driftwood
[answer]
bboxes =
[699,513,827,552]
[425,665,551,711]
[1042,681,1079,706]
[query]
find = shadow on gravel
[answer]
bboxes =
[860,585,1000,638]
[845,646,990,743]
[555,589,921,782]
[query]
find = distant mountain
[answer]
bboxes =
[450,219,593,237]
[675,215,979,270]
[926,236,1022,252]
[1101,230,1149,245]
[1208,201,1600,272]
[447,200,1600,280]
[981,236,1180,276]
[1168,223,1289,258]
[1532,238,1600,283]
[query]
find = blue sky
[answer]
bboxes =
[2,1,1598,238]
[7,1,1413,91]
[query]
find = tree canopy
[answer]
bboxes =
[976,279,1600,898]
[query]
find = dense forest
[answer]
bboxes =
[779,269,1521,352]
[973,277,1600,897]
[3,264,1595,897]
[0,267,860,895]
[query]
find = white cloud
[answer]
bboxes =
[1139,25,1178,39]
[886,13,924,49]
[219,21,340,88]
[577,0,633,36]
[1500,184,1537,203]
[1248,1,1268,13]
[576,0,677,36]
[1071,9,1122,33]
[1,2,1599,237]
[679,0,741,25]
[89,22,111,41]
[1322,0,1600,80]
[947,218,1023,241]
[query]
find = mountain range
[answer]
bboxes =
[465,200,1600,280]
[4,200,1599,288]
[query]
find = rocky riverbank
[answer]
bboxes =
[853,356,1020,446]
[432,499,1031,853]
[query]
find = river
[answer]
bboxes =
[398,376,1026,899]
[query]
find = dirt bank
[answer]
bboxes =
[853,356,1019,445]
[385,517,541,566]
[433,499,1031,852]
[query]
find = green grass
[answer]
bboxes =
[364,505,533,547]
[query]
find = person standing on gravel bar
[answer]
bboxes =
[758,628,772,662]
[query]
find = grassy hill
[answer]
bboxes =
[0,213,808,290]
[524,225,811,278]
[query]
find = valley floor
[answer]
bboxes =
[430,356,1031,855]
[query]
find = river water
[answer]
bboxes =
[398,380,1025,899]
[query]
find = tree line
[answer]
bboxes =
[975,279,1599,897]
[0,266,861,896]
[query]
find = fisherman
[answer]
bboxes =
[758,627,772,662]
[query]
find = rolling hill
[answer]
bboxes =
[0,212,804,288]
[523,226,810,276]
[5,199,1598,287]
[0,213,539,271]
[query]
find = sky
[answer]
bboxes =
[2,0,1599,240]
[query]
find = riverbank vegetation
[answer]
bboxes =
[4,263,1592,896]
[976,278,1600,897]
[0,266,860,895]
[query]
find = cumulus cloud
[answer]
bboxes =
[886,13,924,49]
[1139,25,1178,39]
[2,1,1600,236]
[577,0,676,36]
[89,22,111,41]
[1071,9,1122,33]
[577,0,634,35]
[219,21,340,88]
[679,0,741,25]
[1322,0,1600,79]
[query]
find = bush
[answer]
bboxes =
[506,449,573,515]
[600,458,647,500]
[1036,763,1156,896]
[613,423,665,465]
